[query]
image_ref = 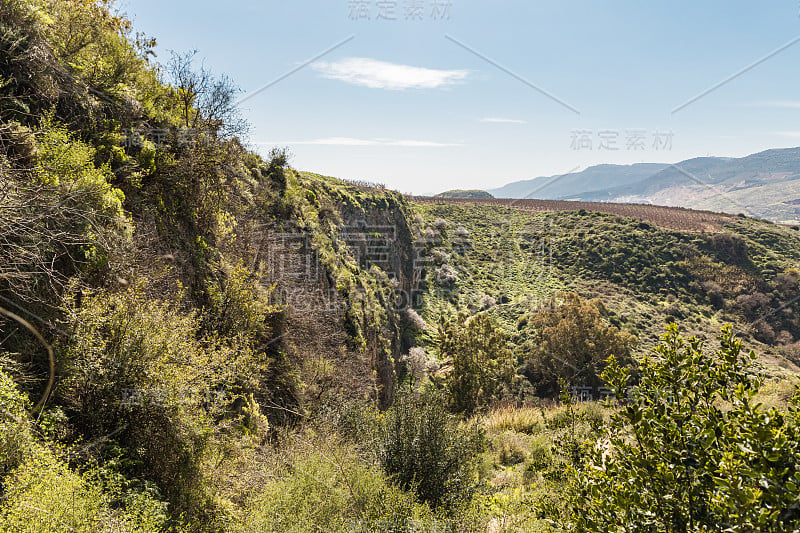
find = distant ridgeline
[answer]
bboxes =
[487,150,800,224]
[434,189,495,199]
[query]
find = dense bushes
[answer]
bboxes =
[56,281,271,515]
[0,118,128,308]
[204,262,279,341]
[567,324,800,532]
[0,369,169,532]
[0,370,32,477]
[236,434,439,533]
[1,448,169,532]
[550,213,696,296]
[380,390,485,510]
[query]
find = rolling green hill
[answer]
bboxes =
[410,202,800,376]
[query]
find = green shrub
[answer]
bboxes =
[439,312,515,414]
[57,281,249,515]
[0,370,32,476]
[545,407,574,430]
[35,118,125,218]
[449,487,557,533]
[520,292,636,397]
[380,390,485,510]
[579,402,605,431]
[524,434,554,478]
[0,448,169,532]
[0,123,128,305]
[235,436,437,533]
[324,400,384,457]
[567,324,800,532]
[204,262,280,341]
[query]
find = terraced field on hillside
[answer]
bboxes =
[412,196,738,232]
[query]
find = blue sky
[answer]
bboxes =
[125,0,800,194]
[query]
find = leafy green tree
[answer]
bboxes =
[438,312,514,414]
[521,292,636,397]
[567,324,800,532]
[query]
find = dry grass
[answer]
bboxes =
[482,405,545,435]
[492,431,531,467]
[754,377,799,412]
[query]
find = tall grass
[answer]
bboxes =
[482,405,545,435]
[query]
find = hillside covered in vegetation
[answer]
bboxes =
[434,189,494,199]
[2,1,800,532]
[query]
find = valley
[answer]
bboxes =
[2,1,800,531]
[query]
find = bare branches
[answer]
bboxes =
[166,50,249,140]
[0,168,118,307]
[0,304,54,413]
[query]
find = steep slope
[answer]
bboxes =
[0,2,420,528]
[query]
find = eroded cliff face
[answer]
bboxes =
[241,172,419,408]
[338,201,418,406]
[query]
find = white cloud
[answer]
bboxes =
[312,57,468,90]
[479,117,527,124]
[254,137,462,147]
[772,131,800,138]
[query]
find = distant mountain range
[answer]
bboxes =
[486,148,800,224]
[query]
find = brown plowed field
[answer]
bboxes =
[410,197,737,232]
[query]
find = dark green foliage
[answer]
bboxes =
[202,262,301,424]
[380,390,485,510]
[704,231,750,265]
[438,312,515,413]
[519,292,637,397]
[551,212,697,297]
[267,146,291,171]
[567,324,800,532]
